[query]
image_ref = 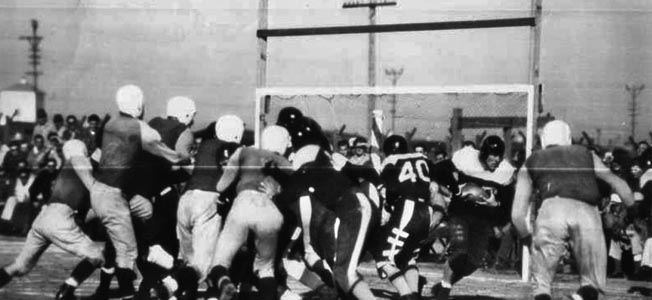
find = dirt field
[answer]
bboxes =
[1,236,651,300]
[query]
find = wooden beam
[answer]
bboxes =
[257,17,535,38]
[461,115,554,129]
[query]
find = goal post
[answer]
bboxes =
[254,84,536,282]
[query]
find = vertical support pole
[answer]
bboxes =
[451,108,463,153]
[503,126,513,163]
[530,0,543,119]
[255,0,269,147]
[367,5,377,138]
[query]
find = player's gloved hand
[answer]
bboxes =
[130,195,153,220]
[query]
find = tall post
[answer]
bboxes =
[626,84,645,139]
[255,0,269,146]
[19,19,43,91]
[385,67,403,132]
[530,0,542,112]
[343,1,397,137]
[523,1,542,283]
[450,108,463,153]
[368,7,376,137]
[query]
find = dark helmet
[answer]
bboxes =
[289,116,324,150]
[480,135,505,161]
[383,135,408,156]
[638,148,652,171]
[276,107,303,129]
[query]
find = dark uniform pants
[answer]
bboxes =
[373,198,431,275]
[446,214,494,279]
[297,188,373,292]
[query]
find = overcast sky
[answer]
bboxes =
[0,0,651,144]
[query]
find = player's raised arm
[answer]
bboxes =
[511,166,533,238]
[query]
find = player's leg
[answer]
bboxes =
[176,190,195,264]
[373,199,423,298]
[531,198,571,300]
[332,191,376,300]
[188,191,221,281]
[251,190,285,300]
[174,190,204,299]
[89,182,138,297]
[0,216,50,287]
[568,203,605,300]
[38,204,105,299]
[401,203,431,298]
[433,215,477,300]
[297,194,337,287]
[206,192,249,300]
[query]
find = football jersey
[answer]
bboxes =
[381,153,432,206]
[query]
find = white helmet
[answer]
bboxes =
[62,139,88,160]
[166,96,196,125]
[215,115,245,143]
[541,120,572,148]
[116,84,144,118]
[262,125,291,154]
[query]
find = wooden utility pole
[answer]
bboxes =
[19,19,43,91]
[626,84,645,139]
[384,67,403,132]
[343,0,397,137]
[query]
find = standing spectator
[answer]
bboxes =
[28,158,58,208]
[32,109,56,146]
[432,148,448,163]
[348,137,381,173]
[0,165,36,236]
[2,142,26,178]
[26,134,61,171]
[638,141,650,158]
[52,114,66,137]
[62,115,81,140]
[46,132,64,169]
[0,140,9,166]
[336,139,350,158]
[79,114,101,153]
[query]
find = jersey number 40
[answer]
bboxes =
[398,160,430,183]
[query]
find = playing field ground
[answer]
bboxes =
[1,236,650,300]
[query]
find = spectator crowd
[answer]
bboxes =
[0,107,650,286]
